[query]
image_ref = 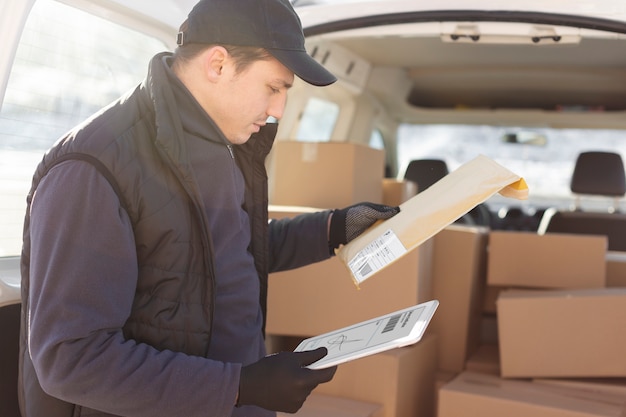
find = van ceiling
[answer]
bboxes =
[301,10,626,117]
[335,34,626,111]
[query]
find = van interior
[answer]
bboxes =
[3,1,626,416]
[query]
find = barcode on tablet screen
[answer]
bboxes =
[382,314,401,333]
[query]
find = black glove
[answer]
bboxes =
[237,347,337,413]
[329,202,400,251]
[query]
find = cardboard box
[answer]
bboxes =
[268,141,384,209]
[533,377,626,398]
[606,251,626,287]
[267,244,433,336]
[267,208,433,336]
[430,225,489,372]
[465,344,500,376]
[382,179,417,206]
[438,371,626,417]
[487,231,607,289]
[265,334,304,355]
[316,334,438,417]
[482,285,505,314]
[434,371,458,417]
[278,393,382,417]
[479,313,499,345]
[497,288,626,378]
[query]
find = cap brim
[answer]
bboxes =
[271,49,337,87]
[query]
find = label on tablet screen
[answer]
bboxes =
[348,229,407,284]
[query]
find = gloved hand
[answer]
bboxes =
[237,347,337,413]
[329,202,400,251]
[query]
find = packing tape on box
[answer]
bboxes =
[336,154,529,287]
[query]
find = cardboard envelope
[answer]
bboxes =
[336,154,528,286]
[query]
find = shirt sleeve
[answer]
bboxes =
[27,160,240,417]
[267,210,333,272]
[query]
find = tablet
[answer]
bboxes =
[293,300,439,370]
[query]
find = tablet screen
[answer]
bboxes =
[294,300,438,369]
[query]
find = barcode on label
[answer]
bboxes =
[347,229,407,284]
[357,262,373,280]
[382,314,401,333]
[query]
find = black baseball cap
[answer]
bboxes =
[177,0,337,86]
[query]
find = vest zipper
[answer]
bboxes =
[226,144,235,159]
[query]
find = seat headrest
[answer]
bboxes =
[570,151,626,196]
[404,159,449,193]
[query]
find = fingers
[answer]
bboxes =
[360,202,400,218]
[296,347,328,367]
[329,202,401,250]
[295,348,337,384]
[313,365,337,384]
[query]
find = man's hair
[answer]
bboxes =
[173,19,272,74]
[173,43,272,75]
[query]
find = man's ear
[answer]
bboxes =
[203,46,229,81]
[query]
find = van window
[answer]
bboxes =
[0,0,167,257]
[295,97,339,142]
[369,128,384,150]
[397,123,626,212]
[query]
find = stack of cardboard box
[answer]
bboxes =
[439,371,626,416]
[265,142,626,415]
[428,224,493,417]
[267,141,442,417]
[438,230,626,417]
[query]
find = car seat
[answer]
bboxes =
[403,159,450,193]
[403,158,491,226]
[538,151,626,251]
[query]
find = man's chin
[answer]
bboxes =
[230,134,252,145]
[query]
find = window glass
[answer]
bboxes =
[397,124,626,211]
[369,128,384,150]
[295,97,339,142]
[0,0,167,256]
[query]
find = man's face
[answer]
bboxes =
[212,55,294,145]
